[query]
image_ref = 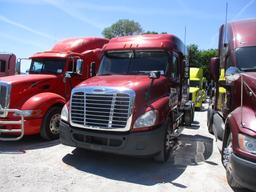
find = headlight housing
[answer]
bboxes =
[61,104,68,122]
[134,110,156,128]
[238,133,256,154]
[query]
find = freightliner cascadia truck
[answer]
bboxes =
[0,37,109,141]
[0,53,16,77]
[60,34,194,162]
[207,19,256,191]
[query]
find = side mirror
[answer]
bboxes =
[90,62,96,77]
[149,71,161,79]
[16,59,21,74]
[75,59,83,75]
[225,66,241,83]
[209,57,220,81]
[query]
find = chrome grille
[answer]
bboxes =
[70,87,135,131]
[0,82,10,117]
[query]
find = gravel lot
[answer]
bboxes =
[0,105,251,192]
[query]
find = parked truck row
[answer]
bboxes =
[1,18,255,191]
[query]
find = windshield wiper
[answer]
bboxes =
[99,73,114,76]
[128,71,149,75]
[241,67,256,72]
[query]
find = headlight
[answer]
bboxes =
[61,104,68,122]
[14,110,41,117]
[238,134,256,154]
[134,110,156,128]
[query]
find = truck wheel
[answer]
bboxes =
[154,119,175,163]
[40,106,62,140]
[207,109,213,134]
[184,107,194,126]
[222,134,241,189]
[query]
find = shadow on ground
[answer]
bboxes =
[0,135,60,154]
[62,133,214,186]
[172,134,214,166]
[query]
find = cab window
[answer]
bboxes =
[0,60,6,72]
[169,54,179,81]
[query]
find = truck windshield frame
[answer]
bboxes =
[29,58,65,74]
[98,50,170,76]
[236,46,256,71]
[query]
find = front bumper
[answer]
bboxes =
[60,121,165,157]
[231,153,256,191]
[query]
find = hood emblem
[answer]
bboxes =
[93,88,105,92]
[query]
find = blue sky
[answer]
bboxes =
[0,0,256,60]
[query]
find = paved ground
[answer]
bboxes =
[0,105,251,192]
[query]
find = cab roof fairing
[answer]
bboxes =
[102,34,187,56]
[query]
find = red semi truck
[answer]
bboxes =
[208,19,256,190]
[0,53,16,77]
[0,37,109,141]
[60,34,194,162]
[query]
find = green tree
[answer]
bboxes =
[143,31,158,34]
[199,49,218,78]
[143,31,168,34]
[102,19,143,38]
[187,44,200,67]
[187,44,217,79]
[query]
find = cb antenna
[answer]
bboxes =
[184,26,187,56]
[224,2,228,46]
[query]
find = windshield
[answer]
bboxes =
[29,58,65,74]
[98,50,169,75]
[236,46,256,71]
[190,80,200,87]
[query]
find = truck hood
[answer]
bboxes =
[240,72,256,132]
[78,75,168,93]
[0,74,57,85]
[0,74,58,108]
[243,72,256,100]
[189,87,200,93]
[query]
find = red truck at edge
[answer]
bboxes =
[208,19,256,191]
[0,37,109,141]
[0,53,16,77]
[60,34,194,162]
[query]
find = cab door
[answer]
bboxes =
[168,52,180,108]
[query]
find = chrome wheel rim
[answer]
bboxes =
[49,114,61,135]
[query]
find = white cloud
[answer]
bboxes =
[0,32,46,49]
[42,0,106,29]
[232,0,255,19]
[0,15,56,41]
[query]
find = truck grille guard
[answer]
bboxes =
[0,82,25,141]
[0,108,25,141]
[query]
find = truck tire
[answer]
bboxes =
[40,106,62,140]
[207,109,213,134]
[222,134,241,189]
[184,106,194,126]
[154,118,176,163]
